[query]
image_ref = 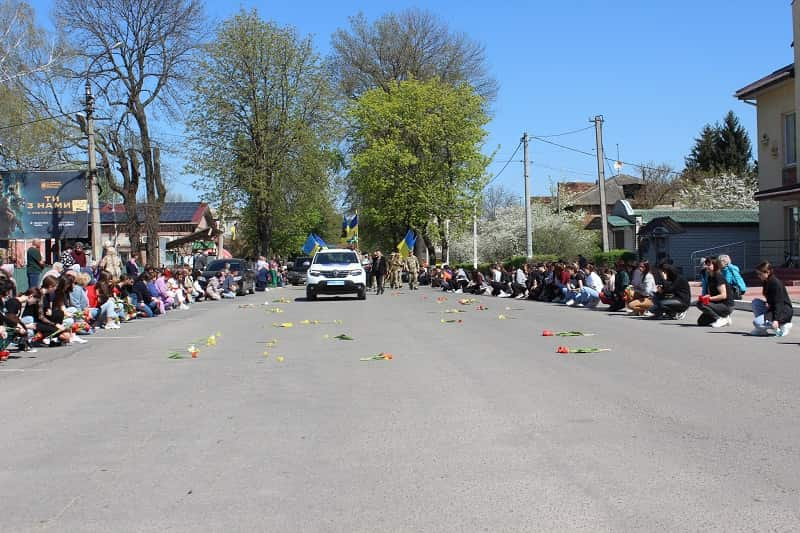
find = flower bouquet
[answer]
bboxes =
[360,352,393,361]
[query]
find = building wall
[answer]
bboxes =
[640,225,760,278]
[756,81,794,192]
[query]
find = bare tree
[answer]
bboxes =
[0,0,58,84]
[331,8,497,102]
[482,184,519,221]
[53,0,204,263]
[633,162,680,208]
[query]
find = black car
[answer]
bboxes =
[200,258,256,295]
[287,256,312,285]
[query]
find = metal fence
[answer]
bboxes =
[690,239,799,280]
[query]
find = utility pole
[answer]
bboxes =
[444,218,450,265]
[591,116,610,252]
[522,132,532,258]
[85,80,102,262]
[472,206,478,269]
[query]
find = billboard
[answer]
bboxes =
[0,170,89,239]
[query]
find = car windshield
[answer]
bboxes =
[313,252,358,265]
[291,258,312,271]
[207,260,241,271]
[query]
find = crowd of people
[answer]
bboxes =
[2,239,793,362]
[388,252,793,338]
[0,241,256,361]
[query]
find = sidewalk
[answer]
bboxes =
[689,282,800,315]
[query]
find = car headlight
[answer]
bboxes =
[350,269,363,276]
[309,270,321,276]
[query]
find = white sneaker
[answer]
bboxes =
[515,293,526,299]
[643,310,655,318]
[711,317,730,328]
[180,304,190,310]
[498,291,511,298]
[564,299,575,307]
[777,323,793,337]
[455,289,463,294]
[675,311,687,320]
[73,337,88,344]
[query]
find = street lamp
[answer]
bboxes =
[84,41,123,262]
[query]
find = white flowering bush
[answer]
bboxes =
[450,202,599,263]
[677,174,757,209]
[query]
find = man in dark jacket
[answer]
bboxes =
[372,251,388,295]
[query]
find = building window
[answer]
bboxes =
[784,113,796,166]
[613,230,625,250]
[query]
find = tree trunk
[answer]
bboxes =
[422,232,436,265]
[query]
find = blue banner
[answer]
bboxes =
[0,170,89,239]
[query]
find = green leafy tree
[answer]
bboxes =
[0,84,67,169]
[347,78,491,262]
[186,10,339,256]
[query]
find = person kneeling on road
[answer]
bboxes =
[647,263,690,320]
[750,261,793,337]
[696,257,734,328]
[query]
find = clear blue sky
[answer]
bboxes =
[30,0,792,199]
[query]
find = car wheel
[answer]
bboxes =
[306,287,317,301]
[357,287,366,300]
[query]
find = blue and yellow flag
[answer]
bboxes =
[341,213,359,242]
[302,233,326,255]
[347,213,358,242]
[397,229,416,258]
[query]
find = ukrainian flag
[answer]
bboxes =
[347,213,358,242]
[397,229,416,258]
[302,233,325,255]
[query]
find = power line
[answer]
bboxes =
[486,141,522,185]
[0,110,81,131]
[531,125,594,138]
[534,162,595,177]
[531,134,683,177]
[530,136,596,158]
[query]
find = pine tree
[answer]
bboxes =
[685,125,718,173]
[715,111,752,176]
[684,111,753,176]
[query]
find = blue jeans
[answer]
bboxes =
[98,299,118,323]
[575,287,600,306]
[27,272,40,289]
[752,298,772,330]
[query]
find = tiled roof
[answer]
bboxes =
[634,209,758,224]
[569,175,643,206]
[735,64,794,100]
[584,215,634,230]
[99,202,210,224]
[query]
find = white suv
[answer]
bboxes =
[306,248,367,300]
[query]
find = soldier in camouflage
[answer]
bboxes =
[404,252,420,290]
[388,252,404,289]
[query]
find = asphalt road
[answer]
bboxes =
[2,286,800,532]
